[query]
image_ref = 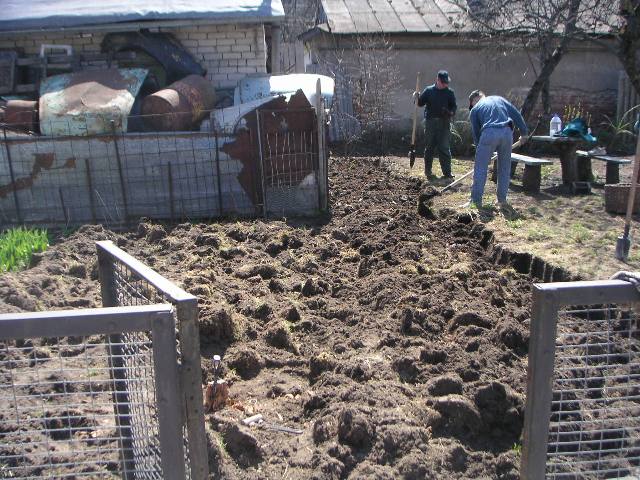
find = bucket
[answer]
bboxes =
[141,75,216,131]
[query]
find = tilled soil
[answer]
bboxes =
[0,156,536,479]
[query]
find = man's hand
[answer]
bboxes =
[412,91,419,102]
[519,134,529,145]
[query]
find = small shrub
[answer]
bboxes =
[0,227,49,272]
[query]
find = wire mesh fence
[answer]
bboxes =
[0,304,181,480]
[97,240,208,480]
[0,106,325,229]
[522,280,640,479]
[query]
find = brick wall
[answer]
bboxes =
[0,22,268,90]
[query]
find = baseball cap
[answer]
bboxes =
[437,70,450,84]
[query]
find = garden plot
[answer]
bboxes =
[0,156,541,479]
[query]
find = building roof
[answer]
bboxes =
[0,0,285,33]
[317,0,467,34]
[312,0,615,36]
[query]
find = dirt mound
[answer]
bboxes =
[0,157,537,478]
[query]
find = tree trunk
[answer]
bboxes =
[520,0,581,122]
[542,78,551,114]
[617,1,640,96]
[520,45,568,121]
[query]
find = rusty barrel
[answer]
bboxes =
[5,100,38,132]
[141,74,215,131]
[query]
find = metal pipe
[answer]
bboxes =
[255,110,267,218]
[84,158,97,223]
[110,121,129,222]
[214,130,223,215]
[167,162,175,223]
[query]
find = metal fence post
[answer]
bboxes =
[520,285,559,480]
[152,311,187,480]
[177,297,210,480]
[97,245,136,479]
[255,110,268,218]
[315,79,328,212]
[2,127,23,225]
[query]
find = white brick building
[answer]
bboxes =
[0,0,284,91]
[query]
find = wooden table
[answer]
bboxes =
[530,135,583,185]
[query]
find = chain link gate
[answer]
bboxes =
[521,279,640,479]
[0,304,185,479]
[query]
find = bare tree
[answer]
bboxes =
[319,34,402,153]
[447,0,622,121]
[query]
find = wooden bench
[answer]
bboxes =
[576,150,632,184]
[492,153,552,193]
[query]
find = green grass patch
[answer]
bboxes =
[570,223,593,244]
[526,225,553,242]
[506,218,524,229]
[0,227,49,272]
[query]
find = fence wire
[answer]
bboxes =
[98,239,212,480]
[259,114,320,216]
[546,304,640,479]
[0,331,160,479]
[0,106,324,229]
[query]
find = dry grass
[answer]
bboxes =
[388,154,640,279]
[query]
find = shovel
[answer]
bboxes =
[615,134,640,261]
[423,138,524,200]
[409,72,421,168]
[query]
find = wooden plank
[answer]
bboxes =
[511,153,552,165]
[592,155,631,164]
[520,286,559,480]
[343,0,383,32]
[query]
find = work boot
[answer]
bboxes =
[498,201,516,216]
[426,172,438,181]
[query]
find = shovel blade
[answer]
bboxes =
[616,235,631,261]
[409,148,416,168]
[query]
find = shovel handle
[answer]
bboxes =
[440,138,524,195]
[624,134,640,228]
[411,73,421,146]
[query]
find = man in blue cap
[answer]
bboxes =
[414,70,457,180]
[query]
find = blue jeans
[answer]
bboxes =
[470,127,513,205]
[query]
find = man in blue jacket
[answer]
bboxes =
[415,70,457,180]
[464,90,528,208]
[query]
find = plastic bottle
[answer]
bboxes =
[550,114,562,136]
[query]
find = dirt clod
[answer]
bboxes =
[225,348,263,379]
[337,409,375,448]
[448,311,493,332]
[426,373,464,397]
[431,394,482,434]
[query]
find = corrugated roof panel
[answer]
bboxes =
[391,0,430,31]
[343,0,383,33]
[0,0,285,33]
[322,0,357,33]
[368,0,406,33]
[421,13,450,32]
